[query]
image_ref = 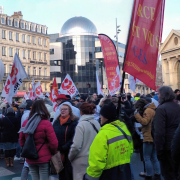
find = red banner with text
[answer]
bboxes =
[123,0,165,89]
[98,34,121,95]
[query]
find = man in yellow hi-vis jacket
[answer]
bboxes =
[84,102,133,180]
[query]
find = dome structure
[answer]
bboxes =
[60,16,98,37]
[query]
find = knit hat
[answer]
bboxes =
[19,103,27,109]
[26,99,34,110]
[7,107,14,114]
[100,102,117,121]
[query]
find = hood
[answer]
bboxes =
[144,103,156,110]
[45,104,54,119]
[101,120,127,133]
[79,114,94,122]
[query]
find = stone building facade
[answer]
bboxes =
[160,29,180,90]
[0,11,51,94]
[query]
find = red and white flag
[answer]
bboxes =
[59,74,79,98]
[1,53,28,104]
[28,78,36,100]
[50,78,59,112]
[96,72,104,96]
[23,92,29,100]
[35,81,43,97]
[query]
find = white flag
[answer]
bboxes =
[96,72,104,96]
[59,74,79,98]
[129,75,141,93]
[23,92,29,100]
[35,81,43,97]
[1,53,28,104]
[28,78,36,100]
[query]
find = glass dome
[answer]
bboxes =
[60,16,98,37]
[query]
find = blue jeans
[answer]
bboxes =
[16,139,21,158]
[21,165,29,180]
[143,142,161,176]
[29,163,50,180]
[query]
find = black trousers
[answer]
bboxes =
[159,150,176,180]
[5,149,16,158]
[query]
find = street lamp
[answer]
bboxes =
[114,18,121,55]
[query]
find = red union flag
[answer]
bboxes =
[123,0,165,90]
[59,74,79,98]
[35,81,43,97]
[98,34,121,95]
[50,78,59,112]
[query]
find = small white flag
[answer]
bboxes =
[96,72,104,96]
[129,75,141,93]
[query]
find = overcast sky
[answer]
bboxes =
[1,0,179,44]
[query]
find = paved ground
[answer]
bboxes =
[0,153,163,180]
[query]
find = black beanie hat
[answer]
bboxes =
[26,99,34,110]
[100,102,117,121]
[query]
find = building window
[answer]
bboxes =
[32,24,35,31]
[28,66,31,75]
[21,22,24,29]
[44,39,47,46]
[1,17,5,24]
[44,53,47,61]
[8,19,11,26]
[4,64,6,73]
[2,47,6,56]
[28,50,31,59]
[38,38,41,45]
[39,67,41,76]
[16,33,19,41]
[33,67,36,75]
[9,31,12,40]
[9,65,12,73]
[16,48,19,56]
[45,83,47,90]
[33,51,36,60]
[33,36,36,44]
[15,20,18,27]
[42,27,46,34]
[50,49,54,54]
[27,35,30,43]
[22,34,25,43]
[23,50,26,59]
[2,30,6,39]
[37,25,41,33]
[39,52,41,60]
[9,48,13,57]
[44,68,47,76]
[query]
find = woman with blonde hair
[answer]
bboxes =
[53,103,78,180]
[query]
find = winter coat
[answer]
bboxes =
[153,101,180,159]
[122,100,135,117]
[53,101,81,124]
[19,119,58,164]
[53,116,78,180]
[69,114,101,180]
[135,103,156,142]
[0,112,20,143]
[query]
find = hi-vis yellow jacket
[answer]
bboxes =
[85,120,133,180]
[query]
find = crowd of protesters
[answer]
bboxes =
[0,86,180,180]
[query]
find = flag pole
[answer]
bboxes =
[117,0,135,118]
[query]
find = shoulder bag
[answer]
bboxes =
[87,120,99,134]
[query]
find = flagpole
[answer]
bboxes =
[117,0,135,118]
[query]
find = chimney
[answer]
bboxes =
[0,6,4,14]
[11,11,23,19]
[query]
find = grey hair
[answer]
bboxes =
[7,107,14,114]
[158,86,175,103]
[86,96,94,103]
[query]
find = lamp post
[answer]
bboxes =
[114,18,121,55]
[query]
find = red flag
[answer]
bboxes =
[50,78,59,112]
[98,34,121,95]
[123,0,165,90]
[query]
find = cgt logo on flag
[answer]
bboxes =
[62,79,72,90]
[5,79,11,94]
[36,85,42,95]
[10,64,18,85]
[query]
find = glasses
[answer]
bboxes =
[60,108,69,111]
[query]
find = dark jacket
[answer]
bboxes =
[153,101,180,159]
[122,100,135,117]
[53,117,78,154]
[0,112,20,143]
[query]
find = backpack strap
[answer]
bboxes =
[112,124,131,143]
[87,120,99,134]
[37,138,46,153]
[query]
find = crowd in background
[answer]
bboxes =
[0,86,180,180]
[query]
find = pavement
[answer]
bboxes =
[0,153,163,180]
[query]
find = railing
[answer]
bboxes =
[30,61,47,65]
[29,75,51,80]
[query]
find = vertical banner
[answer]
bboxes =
[59,74,79,98]
[123,0,165,90]
[98,34,121,95]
